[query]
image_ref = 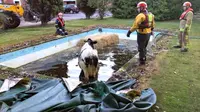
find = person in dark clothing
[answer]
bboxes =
[55,12,68,36]
[126,2,155,65]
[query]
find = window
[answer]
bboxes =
[15,1,19,5]
[14,0,20,5]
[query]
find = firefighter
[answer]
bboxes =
[55,12,68,36]
[127,1,155,65]
[174,1,193,52]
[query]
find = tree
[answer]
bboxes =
[110,0,138,19]
[192,0,200,12]
[0,13,7,30]
[164,0,185,20]
[77,0,96,19]
[146,0,170,21]
[88,0,110,20]
[152,0,200,20]
[27,0,63,25]
[111,0,200,21]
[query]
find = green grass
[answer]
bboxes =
[151,38,200,112]
[0,26,55,46]
[0,18,200,47]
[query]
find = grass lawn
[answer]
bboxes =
[0,18,200,112]
[151,38,200,112]
[1,18,200,47]
[149,18,200,112]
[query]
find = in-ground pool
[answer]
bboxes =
[21,39,137,81]
[0,28,160,81]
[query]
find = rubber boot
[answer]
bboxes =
[181,48,188,52]
[173,45,181,48]
[139,57,146,65]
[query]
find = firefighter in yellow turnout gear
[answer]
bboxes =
[127,1,155,65]
[174,1,193,52]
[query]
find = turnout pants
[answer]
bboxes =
[137,33,151,64]
[56,28,68,36]
[178,30,190,48]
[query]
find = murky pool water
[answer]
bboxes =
[21,39,137,81]
[38,46,135,81]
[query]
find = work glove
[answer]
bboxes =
[151,28,154,35]
[59,29,63,32]
[184,25,190,33]
[127,30,132,37]
[151,31,154,36]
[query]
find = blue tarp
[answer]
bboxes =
[0,79,156,112]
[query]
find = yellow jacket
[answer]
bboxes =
[179,11,193,32]
[130,12,155,34]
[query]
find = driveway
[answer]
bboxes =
[19,11,112,27]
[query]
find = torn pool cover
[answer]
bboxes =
[0,78,156,112]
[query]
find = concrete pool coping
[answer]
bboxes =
[108,34,165,81]
[0,28,160,68]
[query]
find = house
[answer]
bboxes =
[1,0,21,4]
[2,0,76,5]
[63,0,76,5]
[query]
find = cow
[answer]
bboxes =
[78,38,99,83]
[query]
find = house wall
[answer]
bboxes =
[2,0,21,4]
[63,0,76,5]
[2,0,76,5]
[3,0,14,4]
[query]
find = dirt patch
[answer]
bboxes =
[107,36,170,112]
[135,36,170,91]
[135,57,160,91]
[108,35,170,92]
[0,65,53,79]
[0,68,52,79]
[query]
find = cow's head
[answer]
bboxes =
[84,38,97,49]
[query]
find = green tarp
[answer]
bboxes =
[0,78,156,112]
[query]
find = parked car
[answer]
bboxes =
[63,4,79,14]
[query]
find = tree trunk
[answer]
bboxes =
[99,12,104,20]
[99,15,103,20]
[99,9,105,20]
[41,15,48,26]
[86,14,91,19]
[41,21,47,26]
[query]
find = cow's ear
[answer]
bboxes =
[93,41,97,44]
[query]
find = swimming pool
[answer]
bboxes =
[0,28,160,68]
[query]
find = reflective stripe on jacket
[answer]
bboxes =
[130,12,155,34]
